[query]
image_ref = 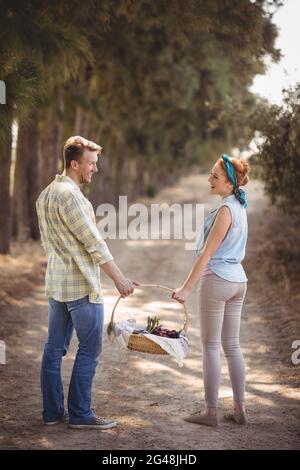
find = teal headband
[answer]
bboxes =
[222,154,247,208]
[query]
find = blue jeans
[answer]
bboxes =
[41,295,104,424]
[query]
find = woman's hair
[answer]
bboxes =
[219,157,250,187]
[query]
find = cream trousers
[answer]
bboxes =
[198,273,247,408]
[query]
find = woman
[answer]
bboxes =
[172,154,250,426]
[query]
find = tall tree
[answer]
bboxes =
[0,0,282,250]
[0,0,98,249]
[0,131,12,253]
[13,110,40,241]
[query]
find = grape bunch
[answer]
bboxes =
[146,315,179,338]
[151,326,179,339]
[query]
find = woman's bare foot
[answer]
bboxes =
[184,407,219,426]
[234,400,246,414]
[224,402,248,425]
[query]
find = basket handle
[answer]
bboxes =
[110,283,189,333]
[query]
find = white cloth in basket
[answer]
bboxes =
[108,320,188,367]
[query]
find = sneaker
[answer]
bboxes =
[68,415,117,430]
[44,411,69,426]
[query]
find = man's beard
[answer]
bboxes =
[80,174,92,184]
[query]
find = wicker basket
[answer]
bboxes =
[108,284,189,355]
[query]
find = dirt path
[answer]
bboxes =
[1,174,299,450]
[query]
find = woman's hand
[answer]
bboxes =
[172,286,190,304]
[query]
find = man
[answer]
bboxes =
[36,136,137,430]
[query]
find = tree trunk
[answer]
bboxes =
[0,130,12,254]
[111,152,125,207]
[13,111,41,242]
[74,106,84,135]
[133,157,145,198]
[40,101,63,188]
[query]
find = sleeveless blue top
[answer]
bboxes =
[196,194,248,282]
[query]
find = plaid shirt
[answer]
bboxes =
[36,174,113,304]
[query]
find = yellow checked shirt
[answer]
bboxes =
[36,175,113,304]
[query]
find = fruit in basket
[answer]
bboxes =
[145,316,179,338]
[152,326,179,339]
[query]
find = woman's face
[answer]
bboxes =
[208,161,233,196]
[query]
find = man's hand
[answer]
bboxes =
[100,260,139,297]
[115,278,139,298]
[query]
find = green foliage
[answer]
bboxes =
[67,0,281,174]
[251,87,300,218]
[0,0,282,176]
[0,0,98,136]
[146,184,156,199]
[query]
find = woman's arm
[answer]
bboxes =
[172,206,232,303]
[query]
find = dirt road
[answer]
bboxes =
[1,174,299,450]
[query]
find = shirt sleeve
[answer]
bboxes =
[58,190,113,266]
[36,199,48,257]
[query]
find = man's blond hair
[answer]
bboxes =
[63,136,102,168]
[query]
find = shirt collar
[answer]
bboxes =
[222,193,235,203]
[55,174,80,190]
